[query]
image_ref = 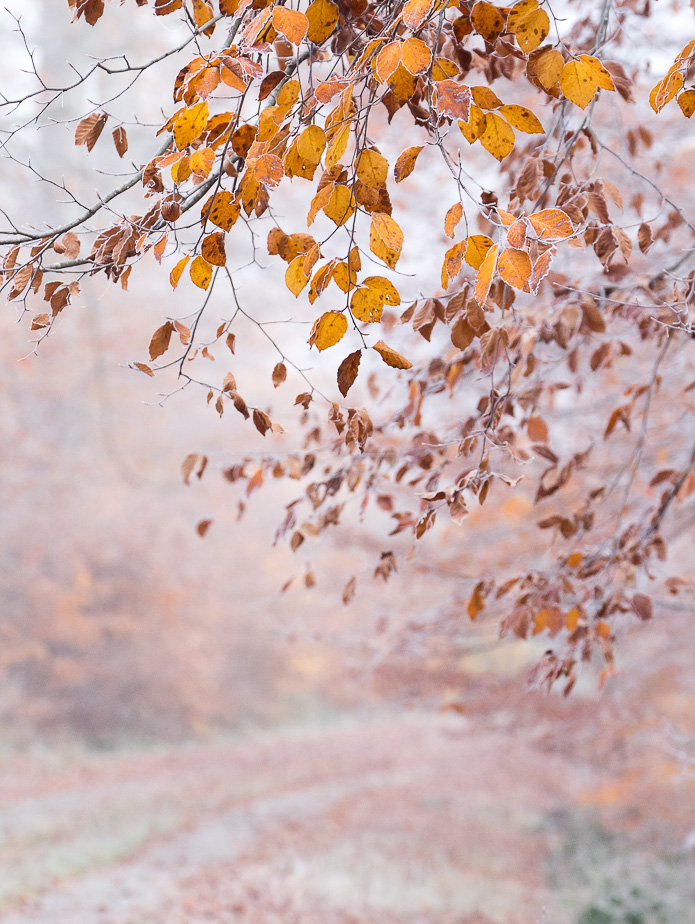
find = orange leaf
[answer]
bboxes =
[474,243,499,305]
[470,1,506,42]
[394,145,423,182]
[372,340,413,369]
[433,79,472,120]
[202,190,240,231]
[190,147,215,177]
[169,255,190,289]
[678,88,695,117]
[444,202,463,239]
[528,246,555,294]
[441,240,466,289]
[401,37,432,75]
[376,42,402,82]
[272,6,308,44]
[529,208,573,241]
[402,0,433,30]
[201,231,226,266]
[498,247,532,290]
[371,212,403,253]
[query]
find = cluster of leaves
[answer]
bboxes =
[3,0,695,692]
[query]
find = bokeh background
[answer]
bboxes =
[1,2,695,922]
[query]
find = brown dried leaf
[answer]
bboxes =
[149,320,175,360]
[337,350,361,397]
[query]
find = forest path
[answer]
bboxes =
[2,600,695,924]
[0,710,601,924]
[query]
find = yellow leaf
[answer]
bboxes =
[371,212,403,253]
[323,185,355,225]
[363,275,400,305]
[431,57,460,81]
[471,86,503,109]
[296,125,327,163]
[170,254,190,289]
[387,64,418,100]
[498,104,544,133]
[465,234,494,269]
[372,340,413,370]
[174,100,209,150]
[479,112,515,160]
[285,256,311,296]
[498,247,532,290]
[394,145,423,183]
[351,288,383,323]
[536,49,564,89]
[276,79,301,111]
[190,254,213,289]
[325,123,350,168]
[369,233,399,269]
[679,89,695,117]
[171,155,191,184]
[560,60,598,109]
[283,142,318,181]
[189,146,215,177]
[305,0,339,43]
[356,148,389,187]
[459,105,485,143]
[308,311,347,350]
[332,261,355,293]
[507,0,549,52]
[579,55,615,91]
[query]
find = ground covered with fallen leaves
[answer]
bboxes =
[1,595,694,924]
